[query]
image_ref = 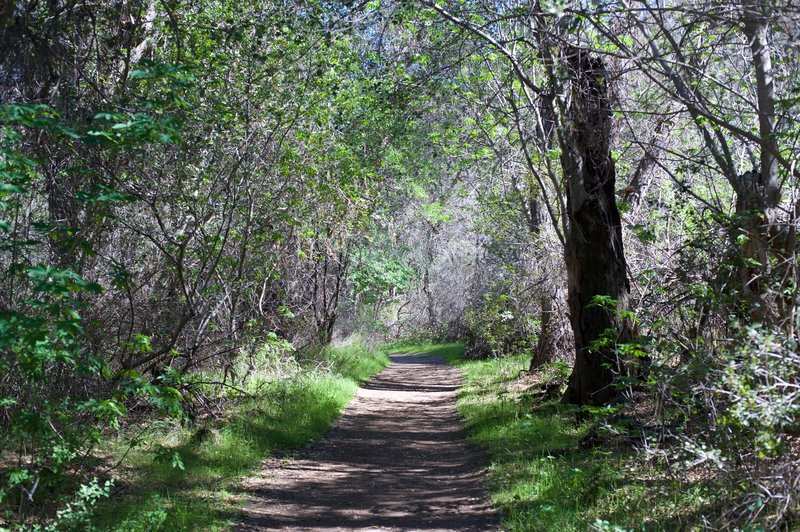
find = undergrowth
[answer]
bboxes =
[91,341,389,531]
[410,343,725,531]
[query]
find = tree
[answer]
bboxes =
[420,0,637,404]
[594,0,799,322]
[554,46,637,404]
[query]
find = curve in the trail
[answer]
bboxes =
[236,353,498,531]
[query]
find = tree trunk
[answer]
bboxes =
[312,249,347,346]
[422,227,437,328]
[734,5,787,323]
[529,287,572,371]
[558,48,636,405]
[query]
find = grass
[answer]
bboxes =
[93,340,722,531]
[93,341,389,531]
[395,342,718,531]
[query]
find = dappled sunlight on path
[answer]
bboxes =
[236,353,498,531]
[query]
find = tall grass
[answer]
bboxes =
[93,341,389,531]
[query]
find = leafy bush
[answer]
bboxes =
[464,288,537,358]
[719,325,800,456]
[1,72,190,523]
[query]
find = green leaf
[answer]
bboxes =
[0,397,17,408]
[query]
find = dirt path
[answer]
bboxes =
[236,353,498,531]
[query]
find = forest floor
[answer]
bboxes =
[235,352,499,531]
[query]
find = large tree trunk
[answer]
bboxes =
[734,5,791,323]
[558,48,636,405]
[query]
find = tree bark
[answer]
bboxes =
[529,287,572,371]
[558,48,636,405]
[735,4,787,322]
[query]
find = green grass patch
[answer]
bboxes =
[93,342,389,531]
[420,344,720,531]
[383,340,465,360]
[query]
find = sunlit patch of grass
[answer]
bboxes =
[437,345,722,531]
[94,342,389,530]
[384,340,465,360]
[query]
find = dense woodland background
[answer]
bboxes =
[1,0,800,529]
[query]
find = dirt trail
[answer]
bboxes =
[236,353,498,531]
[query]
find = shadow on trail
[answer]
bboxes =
[360,354,459,393]
[387,353,445,364]
[236,353,498,531]
[361,380,460,393]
